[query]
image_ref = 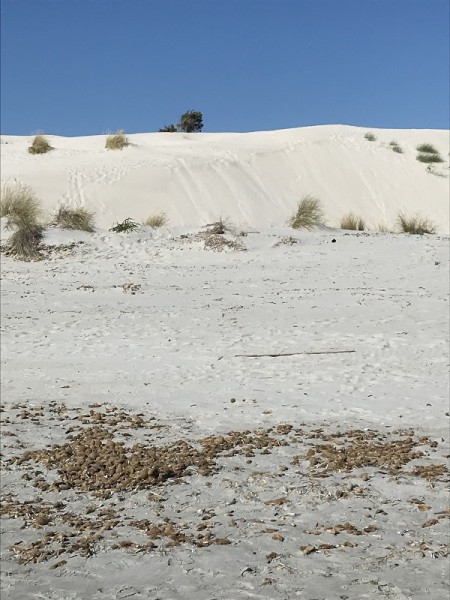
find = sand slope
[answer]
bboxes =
[1,125,449,231]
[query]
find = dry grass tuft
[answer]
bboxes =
[416,143,439,154]
[340,212,366,231]
[389,140,404,153]
[1,184,45,259]
[364,132,377,141]
[28,134,53,155]
[397,212,436,235]
[0,185,42,229]
[376,222,394,233]
[53,205,95,232]
[6,224,44,260]
[289,195,325,230]
[105,130,129,150]
[144,212,168,228]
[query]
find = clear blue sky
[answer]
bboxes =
[1,0,449,135]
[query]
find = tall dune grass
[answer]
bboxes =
[340,212,366,231]
[1,184,44,259]
[397,212,436,235]
[289,195,325,230]
[0,184,42,229]
[416,143,439,154]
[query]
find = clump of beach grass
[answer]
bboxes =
[289,195,325,230]
[105,130,129,150]
[389,140,404,154]
[53,205,95,232]
[340,212,366,231]
[6,225,44,259]
[416,143,439,154]
[0,184,44,259]
[364,132,377,141]
[0,184,42,228]
[416,153,444,164]
[28,134,53,155]
[416,143,443,164]
[397,211,436,235]
[144,212,168,228]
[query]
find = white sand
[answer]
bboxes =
[1,126,449,599]
[1,125,449,232]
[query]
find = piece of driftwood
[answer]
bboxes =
[234,350,355,358]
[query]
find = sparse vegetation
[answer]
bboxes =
[389,140,403,153]
[340,212,366,231]
[109,218,139,233]
[53,205,95,232]
[397,212,436,235]
[180,219,245,251]
[159,124,178,133]
[28,134,53,155]
[391,144,404,153]
[0,184,42,228]
[6,224,44,259]
[364,132,377,142]
[416,153,444,164]
[416,143,443,165]
[416,143,439,154]
[376,222,394,234]
[0,184,44,259]
[144,212,168,228]
[159,110,204,133]
[204,218,230,235]
[105,130,129,150]
[289,195,325,230]
[178,110,204,133]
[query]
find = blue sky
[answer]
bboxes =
[1,0,449,135]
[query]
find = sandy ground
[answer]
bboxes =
[1,226,449,599]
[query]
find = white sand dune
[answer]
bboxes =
[1,124,449,231]
[1,126,449,599]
